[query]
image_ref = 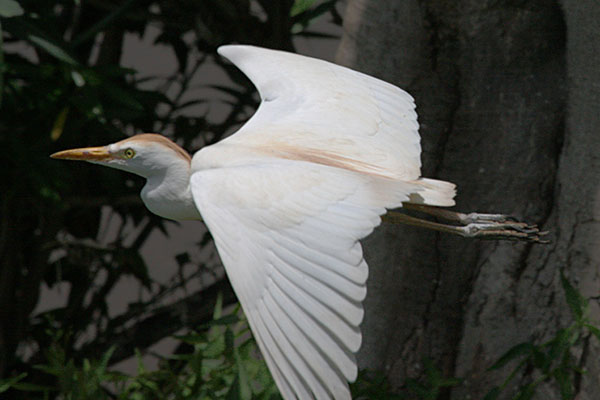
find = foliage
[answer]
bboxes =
[402,359,463,399]
[115,295,281,400]
[4,271,595,399]
[483,269,600,400]
[350,370,404,400]
[1,294,281,400]
[0,0,341,397]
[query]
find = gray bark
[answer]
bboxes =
[337,0,599,398]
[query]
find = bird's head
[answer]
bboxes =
[51,134,191,178]
[51,133,199,220]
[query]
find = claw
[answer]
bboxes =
[458,220,549,243]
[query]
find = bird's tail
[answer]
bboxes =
[407,178,456,207]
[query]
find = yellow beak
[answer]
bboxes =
[50,146,113,161]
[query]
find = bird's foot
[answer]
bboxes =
[457,212,516,224]
[389,204,550,243]
[456,220,549,243]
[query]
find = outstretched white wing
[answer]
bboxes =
[190,45,454,399]
[214,45,422,180]
[190,161,420,399]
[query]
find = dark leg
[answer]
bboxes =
[382,204,548,243]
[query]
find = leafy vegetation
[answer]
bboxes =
[482,270,600,400]
[0,0,340,397]
[2,293,282,400]
[1,269,598,399]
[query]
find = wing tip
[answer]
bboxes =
[218,44,270,62]
[217,44,244,61]
[217,44,242,57]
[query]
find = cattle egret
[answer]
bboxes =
[51,45,543,399]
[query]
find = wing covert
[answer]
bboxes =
[216,45,422,180]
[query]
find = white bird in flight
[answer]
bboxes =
[52,45,542,399]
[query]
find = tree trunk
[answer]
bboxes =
[337,0,599,398]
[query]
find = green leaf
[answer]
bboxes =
[4,18,78,65]
[72,0,138,47]
[254,354,277,392]
[203,333,225,358]
[548,328,572,364]
[226,374,242,400]
[0,373,27,393]
[560,270,587,322]
[0,0,23,18]
[101,84,144,112]
[174,332,205,344]
[233,348,252,400]
[438,377,463,387]
[483,386,501,400]
[225,327,235,357]
[50,106,69,141]
[405,378,431,398]
[135,349,146,374]
[213,291,224,320]
[489,343,534,370]
[291,0,337,34]
[99,346,116,373]
[423,358,441,383]
[11,382,55,392]
[554,368,573,400]
[290,0,318,17]
[33,364,62,376]
[585,323,600,342]
[531,346,549,372]
[27,34,78,65]
[85,358,95,374]
[201,314,240,329]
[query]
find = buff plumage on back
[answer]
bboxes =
[190,45,456,399]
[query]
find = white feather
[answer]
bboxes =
[187,45,457,399]
[191,161,417,399]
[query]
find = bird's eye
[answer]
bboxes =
[124,148,135,159]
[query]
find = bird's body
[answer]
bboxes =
[52,45,456,400]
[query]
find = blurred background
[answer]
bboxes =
[1,0,600,399]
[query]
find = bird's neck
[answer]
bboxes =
[140,162,201,221]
